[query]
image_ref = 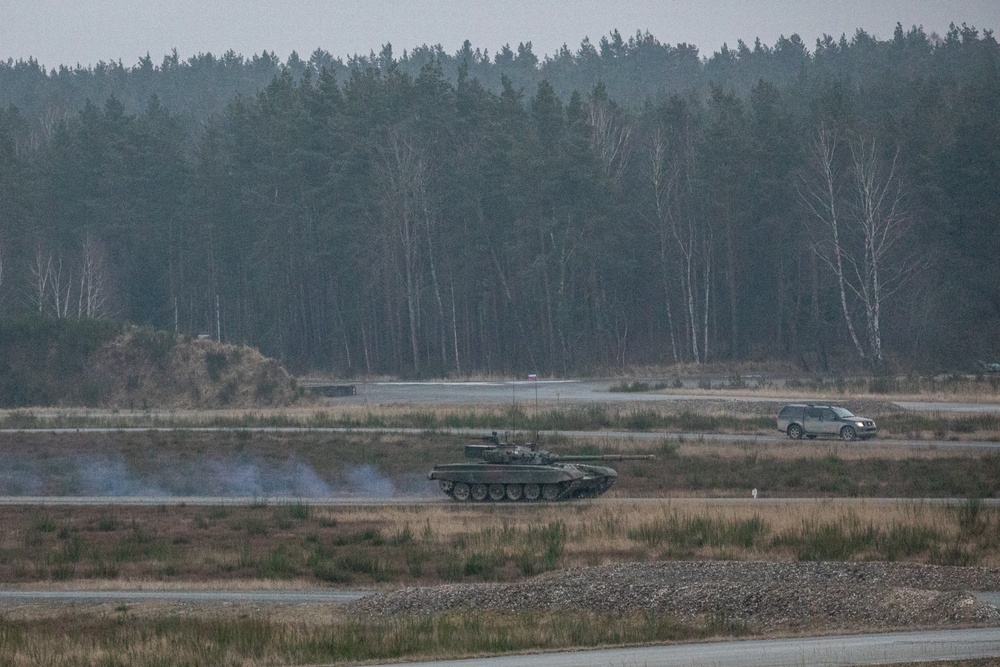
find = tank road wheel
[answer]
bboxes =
[452,482,471,501]
[840,426,857,441]
[505,484,523,501]
[787,424,803,440]
[541,484,561,501]
[488,484,506,501]
[471,483,488,502]
[522,483,541,501]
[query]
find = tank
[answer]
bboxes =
[428,432,655,502]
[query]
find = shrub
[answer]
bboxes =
[462,551,504,579]
[0,315,119,406]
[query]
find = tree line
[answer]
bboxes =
[0,24,997,376]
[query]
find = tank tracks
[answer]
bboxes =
[436,480,613,502]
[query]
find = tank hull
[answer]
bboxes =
[428,462,618,501]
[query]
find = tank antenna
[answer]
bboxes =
[511,377,516,443]
[530,373,539,446]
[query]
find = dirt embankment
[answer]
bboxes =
[1,318,304,409]
[86,330,301,409]
[352,560,1000,632]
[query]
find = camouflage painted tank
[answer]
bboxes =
[428,433,654,502]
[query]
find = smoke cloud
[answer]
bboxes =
[0,453,398,498]
[344,464,394,498]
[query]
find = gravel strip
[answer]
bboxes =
[350,561,1000,631]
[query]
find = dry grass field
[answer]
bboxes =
[0,498,998,666]
[0,602,750,667]
[1,498,997,589]
[612,366,1000,403]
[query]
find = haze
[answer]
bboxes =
[3,0,998,69]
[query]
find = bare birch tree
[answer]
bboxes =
[16,104,72,155]
[800,125,922,368]
[648,119,710,363]
[648,127,680,363]
[30,246,53,315]
[48,254,73,318]
[587,97,632,190]
[374,132,450,374]
[845,136,924,364]
[419,171,449,374]
[28,239,115,320]
[374,134,422,373]
[78,235,113,319]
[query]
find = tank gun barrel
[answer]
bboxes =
[553,454,655,462]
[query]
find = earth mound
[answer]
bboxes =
[88,329,301,409]
[0,317,301,408]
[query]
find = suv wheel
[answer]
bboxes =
[787,424,803,439]
[840,426,857,441]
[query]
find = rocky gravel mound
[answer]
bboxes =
[351,561,1000,632]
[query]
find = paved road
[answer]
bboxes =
[349,628,1000,667]
[2,425,999,451]
[347,380,1000,413]
[5,381,998,421]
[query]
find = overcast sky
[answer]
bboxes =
[3,1,998,69]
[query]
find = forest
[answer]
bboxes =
[0,23,997,376]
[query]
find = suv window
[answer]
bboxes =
[779,406,798,419]
[805,407,823,419]
[821,409,838,421]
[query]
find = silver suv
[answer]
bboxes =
[777,404,877,441]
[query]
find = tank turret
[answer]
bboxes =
[428,432,654,502]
